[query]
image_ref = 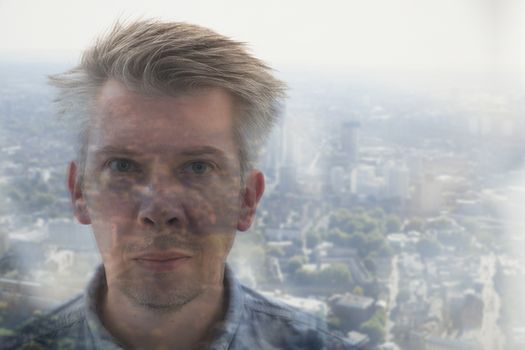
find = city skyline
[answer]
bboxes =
[1,57,524,348]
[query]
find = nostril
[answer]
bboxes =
[143,217,155,226]
[167,217,179,226]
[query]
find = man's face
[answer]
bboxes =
[69,80,262,309]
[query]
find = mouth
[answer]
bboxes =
[133,252,192,272]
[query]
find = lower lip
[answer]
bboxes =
[134,257,191,272]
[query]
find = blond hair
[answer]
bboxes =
[50,19,286,180]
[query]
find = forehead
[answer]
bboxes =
[88,80,238,156]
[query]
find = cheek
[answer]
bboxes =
[86,194,139,255]
[198,233,236,273]
[85,177,140,213]
[90,220,118,259]
[187,186,241,233]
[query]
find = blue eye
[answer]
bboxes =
[185,161,213,175]
[108,159,138,172]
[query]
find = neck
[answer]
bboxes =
[100,280,226,350]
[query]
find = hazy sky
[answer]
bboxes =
[1,0,523,75]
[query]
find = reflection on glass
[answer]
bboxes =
[1,4,524,350]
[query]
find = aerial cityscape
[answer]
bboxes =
[0,60,523,349]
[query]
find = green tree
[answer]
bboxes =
[349,232,366,250]
[377,242,393,258]
[305,230,321,248]
[361,214,379,233]
[326,315,342,331]
[286,255,306,274]
[370,207,385,220]
[0,328,13,336]
[363,257,376,274]
[352,286,364,296]
[359,309,386,346]
[318,264,352,288]
[327,228,350,246]
[364,233,384,253]
[292,264,352,291]
[293,268,316,285]
[360,321,385,346]
[329,209,352,230]
[385,214,402,233]
[291,237,303,248]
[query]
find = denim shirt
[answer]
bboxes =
[2,265,358,350]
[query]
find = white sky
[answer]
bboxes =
[0,0,523,75]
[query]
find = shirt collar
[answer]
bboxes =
[84,265,125,349]
[207,263,245,350]
[83,263,244,350]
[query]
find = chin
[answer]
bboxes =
[113,266,204,311]
[119,280,203,312]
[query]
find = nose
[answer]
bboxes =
[137,181,186,230]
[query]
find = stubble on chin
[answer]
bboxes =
[116,271,204,313]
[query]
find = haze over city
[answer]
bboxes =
[0,1,524,349]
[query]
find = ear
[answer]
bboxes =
[237,170,265,232]
[67,161,91,225]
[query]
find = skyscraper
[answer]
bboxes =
[341,121,360,166]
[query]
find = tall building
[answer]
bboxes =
[262,100,286,182]
[278,115,299,192]
[340,121,360,166]
[262,125,283,182]
[351,165,384,198]
[330,166,346,194]
[386,164,410,199]
[278,164,298,192]
[412,175,443,215]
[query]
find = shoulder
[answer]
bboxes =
[242,286,318,325]
[238,286,360,350]
[1,295,86,350]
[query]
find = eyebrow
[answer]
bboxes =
[178,146,229,159]
[94,145,230,161]
[94,146,140,157]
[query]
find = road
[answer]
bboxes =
[385,254,400,342]
[479,254,506,350]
